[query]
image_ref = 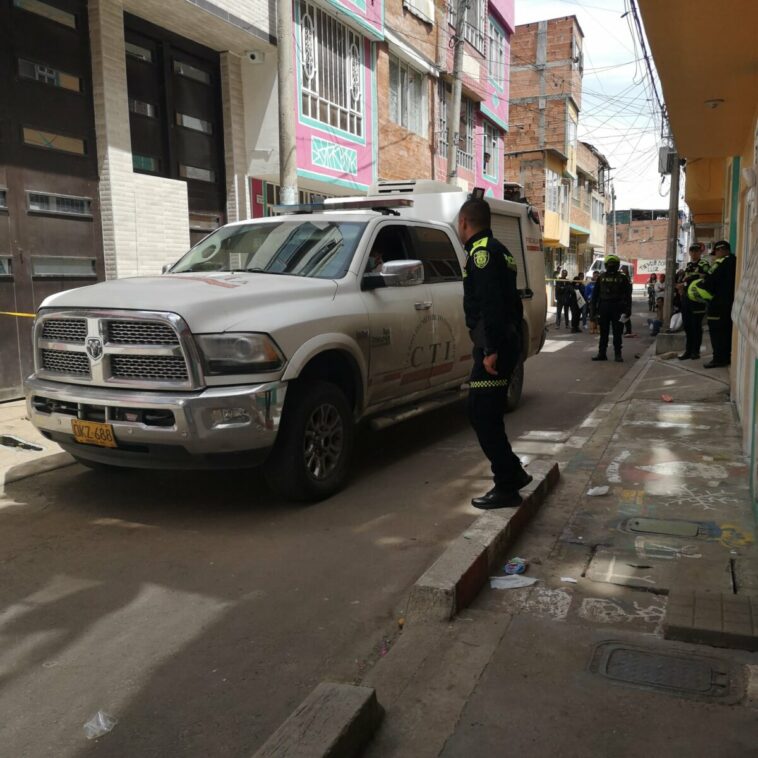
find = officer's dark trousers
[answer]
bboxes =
[597,304,623,357]
[708,316,733,364]
[683,300,705,356]
[468,347,523,489]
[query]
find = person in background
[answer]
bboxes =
[678,243,710,360]
[647,273,657,311]
[570,274,585,333]
[580,275,590,329]
[655,273,666,323]
[590,254,632,363]
[585,271,600,334]
[554,270,571,328]
[620,265,637,338]
[688,240,736,368]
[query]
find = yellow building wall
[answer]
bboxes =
[685,157,726,223]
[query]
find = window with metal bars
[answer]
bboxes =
[482,120,498,179]
[487,16,505,90]
[389,55,427,138]
[546,168,561,213]
[447,0,485,52]
[436,82,474,171]
[299,1,364,138]
[263,182,334,216]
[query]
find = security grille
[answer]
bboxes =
[41,318,87,343]
[111,355,188,381]
[106,320,179,345]
[298,0,364,137]
[42,349,90,376]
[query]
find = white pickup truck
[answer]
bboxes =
[25,181,546,500]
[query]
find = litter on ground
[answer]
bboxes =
[83,711,117,740]
[504,557,527,575]
[587,486,610,496]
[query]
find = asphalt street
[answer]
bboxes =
[0,299,654,757]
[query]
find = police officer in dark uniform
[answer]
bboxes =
[688,240,736,368]
[457,198,531,510]
[678,242,710,360]
[590,254,632,363]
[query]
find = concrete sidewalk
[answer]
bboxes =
[0,399,74,492]
[364,350,758,757]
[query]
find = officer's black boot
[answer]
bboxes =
[592,354,607,361]
[471,486,523,509]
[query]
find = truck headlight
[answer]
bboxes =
[196,333,285,374]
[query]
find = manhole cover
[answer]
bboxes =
[590,642,743,703]
[625,518,700,538]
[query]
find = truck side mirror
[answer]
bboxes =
[362,260,424,290]
[161,263,172,274]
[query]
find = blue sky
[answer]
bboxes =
[514,0,673,210]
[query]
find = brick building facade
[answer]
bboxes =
[607,208,689,284]
[504,15,609,280]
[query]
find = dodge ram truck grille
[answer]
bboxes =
[41,318,87,344]
[106,320,179,345]
[42,349,91,377]
[111,355,188,381]
[34,311,198,390]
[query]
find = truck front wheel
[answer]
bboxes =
[264,380,354,501]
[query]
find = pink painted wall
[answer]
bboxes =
[293,1,379,192]
[437,0,514,198]
[324,0,384,38]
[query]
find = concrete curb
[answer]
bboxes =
[405,459,560,622]
[614,341,658,403]
[252,682,383,758]
[3,451,76,487]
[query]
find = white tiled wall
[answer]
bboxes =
[90,0,273,278]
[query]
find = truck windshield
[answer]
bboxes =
[170,220,366,279]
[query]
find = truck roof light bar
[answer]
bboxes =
[272,198,414,216]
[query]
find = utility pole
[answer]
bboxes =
[611,182,618,256]
[662,152,680,326]
[277,0,298,205]
[446,0,469,185]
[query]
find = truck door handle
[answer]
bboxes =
[414,301,432,310]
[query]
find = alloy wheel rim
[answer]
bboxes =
[303,402,344,480]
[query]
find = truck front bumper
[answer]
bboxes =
[25,376,287,469]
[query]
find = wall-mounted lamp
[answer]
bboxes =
[704,98,725,109]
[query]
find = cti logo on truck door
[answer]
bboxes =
[405,315,457,381]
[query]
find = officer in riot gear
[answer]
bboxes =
[590,254,632,363]
[457,198,531,509]
[678,242,710,360]
[688,240,736,367]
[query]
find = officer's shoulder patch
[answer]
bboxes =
[473,249,490,269]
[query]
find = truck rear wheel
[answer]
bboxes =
[264,380,354,501]
[505,356,524,413]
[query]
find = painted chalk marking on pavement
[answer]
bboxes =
[606,450,631,483]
